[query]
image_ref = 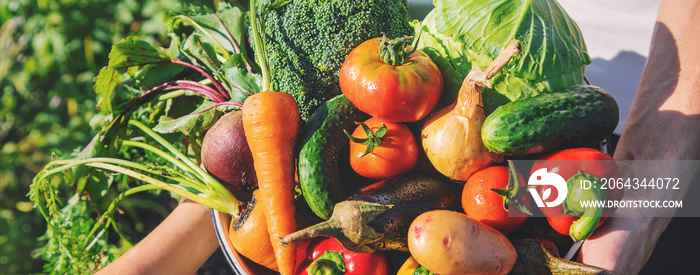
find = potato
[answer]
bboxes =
[407,210,517,275]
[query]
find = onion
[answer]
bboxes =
[421,40,521,182]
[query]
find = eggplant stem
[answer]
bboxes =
[280,219,342,245]
[511,239,615,275]
[280,200,391,253]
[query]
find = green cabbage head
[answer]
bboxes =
[415,0,591,113]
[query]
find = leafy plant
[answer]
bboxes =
[27,2,267,273]
[2,0,435,273]
[414,0,591,113]
[0,0,191,273]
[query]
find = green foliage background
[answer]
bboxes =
[0,0,211,273]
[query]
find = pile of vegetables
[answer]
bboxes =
[30,0,624,274]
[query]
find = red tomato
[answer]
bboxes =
[462,166,529,235]
[530,148,623,237]
[339,37,443,122]
[348,118,418,180]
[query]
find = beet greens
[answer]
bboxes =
[29,3,264,274]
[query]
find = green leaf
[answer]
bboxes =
[168,5,247,62]
[94,37,176,114]
[165,33,185,57]
[94,67,121,114]
[220,53,250,71]
[135,63,186,89]
[165,3,214,27]
[181,33,222,72]
[153,100,219,135]
[108,37,175,70]
[261,0,291,12]
[84,171,111,201]
[220,64,262,104]
[432,0,590,78]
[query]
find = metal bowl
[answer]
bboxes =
[211,209,278,275]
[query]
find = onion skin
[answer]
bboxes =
[421,71,501,182]
[420,40,521,182]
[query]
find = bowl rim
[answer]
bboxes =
[210,209,245,275]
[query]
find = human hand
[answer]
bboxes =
[97,201,219,275]
[578,216,671,274]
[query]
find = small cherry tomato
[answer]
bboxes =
[339,36,443,122]
[462,165,530,235]
[346,117,418,180]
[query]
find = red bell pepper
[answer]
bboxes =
[295,237,388,275]
[530,148,623,241]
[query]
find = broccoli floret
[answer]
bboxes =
[257,0,414,121]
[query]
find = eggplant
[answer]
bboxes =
[347,173,462,251]
[281,173,462,253]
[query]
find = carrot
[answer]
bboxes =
[242,90,300,275]
[228,189,278,271]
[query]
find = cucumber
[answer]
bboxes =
[481,85,619,155]
[298,94,370,220]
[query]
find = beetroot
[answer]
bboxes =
[201,111,257,191]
